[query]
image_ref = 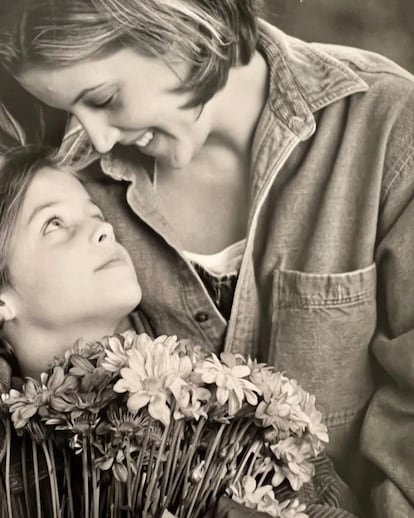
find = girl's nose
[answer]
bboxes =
[93,220,115,244]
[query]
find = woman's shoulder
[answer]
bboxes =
[261,21,413,123]
[310,41,413,85]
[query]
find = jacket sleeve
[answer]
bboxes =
[360,85,414,517]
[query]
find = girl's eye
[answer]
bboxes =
[93,212,105,222]
[43,216,65,234]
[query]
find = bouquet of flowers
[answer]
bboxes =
[0,332,328,518]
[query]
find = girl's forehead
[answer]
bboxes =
[21,167,89,211]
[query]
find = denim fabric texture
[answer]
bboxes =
[1,18,414,517]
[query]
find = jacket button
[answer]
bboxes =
[195,312,209,323]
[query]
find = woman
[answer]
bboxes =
[0,1,413,515]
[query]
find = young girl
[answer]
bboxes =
[0,145,144,381]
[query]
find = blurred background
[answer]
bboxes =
[263,0,414,72]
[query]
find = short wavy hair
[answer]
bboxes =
[0,0,262,107]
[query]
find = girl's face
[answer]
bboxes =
[17,49,214,169]
[2,166,141,339]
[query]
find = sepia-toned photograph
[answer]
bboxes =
[0,1,413,517]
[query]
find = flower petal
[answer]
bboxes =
[127,393,150,414]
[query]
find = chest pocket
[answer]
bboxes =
[269,263,377,419]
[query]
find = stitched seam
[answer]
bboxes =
[279,288,375,309]
[382,144,414,205]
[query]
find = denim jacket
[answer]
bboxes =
[1,20,414,517]
[71,21,414,514]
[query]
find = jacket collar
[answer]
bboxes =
[258,20,368,140]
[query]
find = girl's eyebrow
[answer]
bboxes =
[27,201,59,226]
[27,198,99,226]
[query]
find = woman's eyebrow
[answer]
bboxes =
[72,83,106,105]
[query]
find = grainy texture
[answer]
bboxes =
[264,0,414,71]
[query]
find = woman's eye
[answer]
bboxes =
[90,93,116,109]
[43,216,65,234]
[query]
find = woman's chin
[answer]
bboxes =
[140,134,196,169]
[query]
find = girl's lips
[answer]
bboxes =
[94,253,124,272]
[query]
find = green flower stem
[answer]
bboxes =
[5,419,13,518]
[115,479,123,518]
[246,443,262,477]
[125,437,132,518]
[162,416,206,515]
[108,475,115,518]
[246,440,262,478]
[32,441,42,518]
[41,441,58,518]
[113,480,119,518]
[82,437,90,518]
[166,419,185,499]
[181,417,206,492]
[232,437,261,485]
[159,419,182,505]
[63,448,75,518]
[21,437,31,517]
[142,439,157,518]
[135,420,152,511]
[89,442,99,518]
[146,420,170,518]
[257,464,273,488]
[48,439,61,516]
[210,459,230,503]
[231,419,256,447]
[193,421,253,517]
[209,420,255,503]
[194,459,225,518]
[185,422,226,518]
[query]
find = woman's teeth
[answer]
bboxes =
[135,130,154,148]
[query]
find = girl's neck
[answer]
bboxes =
[9,318,124,379]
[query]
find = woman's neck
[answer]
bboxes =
[153,51,269,254]
[208,50,269,159]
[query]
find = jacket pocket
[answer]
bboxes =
[269,263,377,418]
[268,263,377,490]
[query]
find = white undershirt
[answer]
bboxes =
[183,239,246,276]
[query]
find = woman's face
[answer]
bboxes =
[17,49,214,169]
[2,166,141,337]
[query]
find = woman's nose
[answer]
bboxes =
[92,220,115,244]
[77,113,120,154]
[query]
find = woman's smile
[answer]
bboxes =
[17,49,211,167]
